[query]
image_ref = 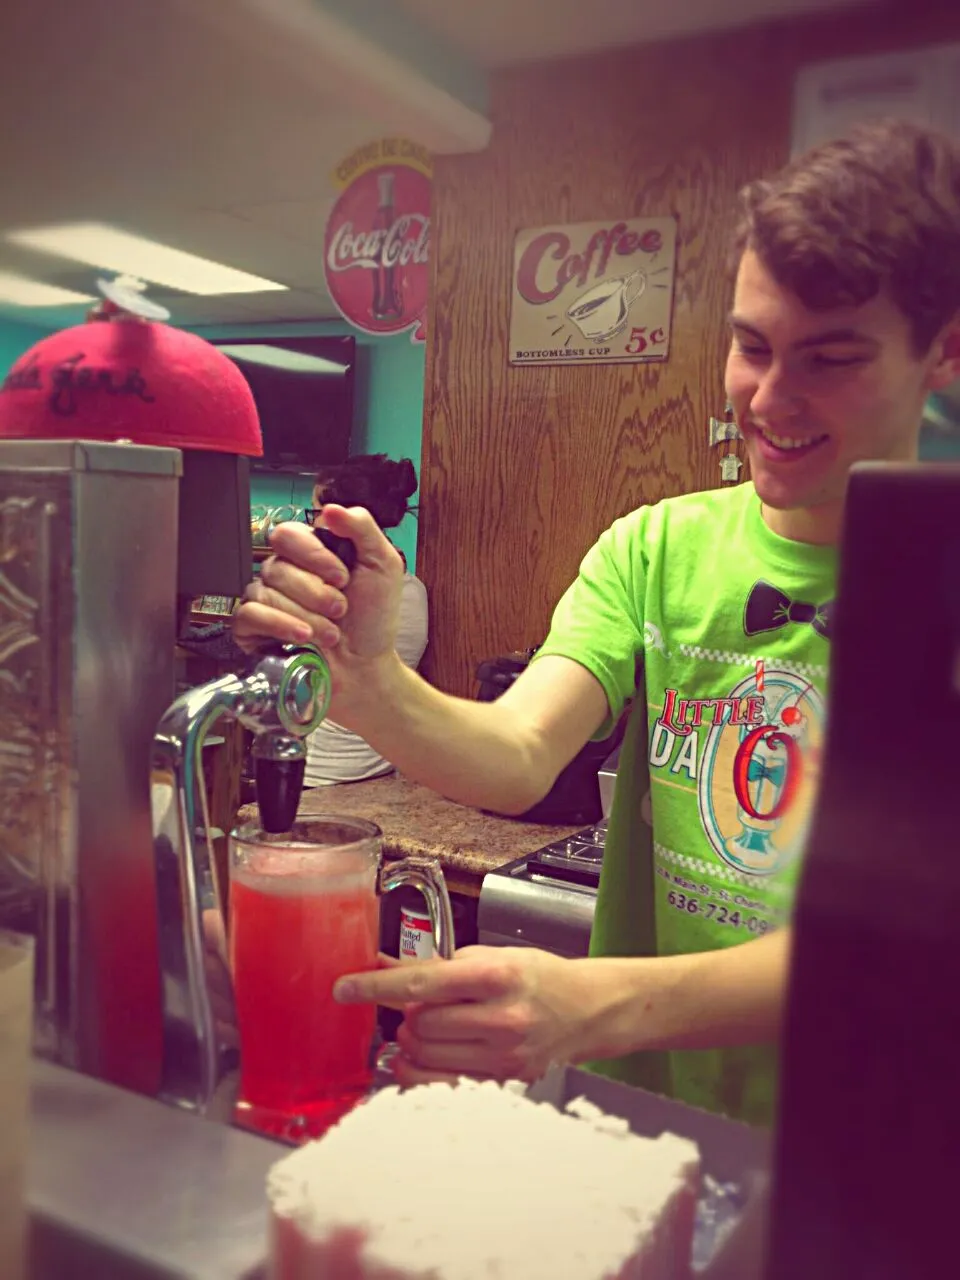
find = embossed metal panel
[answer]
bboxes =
[0,442,180,1095]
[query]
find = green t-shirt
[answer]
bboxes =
[535,482,836,1127]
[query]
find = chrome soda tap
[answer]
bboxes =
[151,643,331,1114]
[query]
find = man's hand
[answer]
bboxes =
[233,505,404,663]
[335,931,792,1088]
[335,946,599,1087]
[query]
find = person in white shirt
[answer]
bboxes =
[302,454,427,786]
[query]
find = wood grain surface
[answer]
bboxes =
[417,0,958,697]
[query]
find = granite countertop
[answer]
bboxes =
[238,773,586,896]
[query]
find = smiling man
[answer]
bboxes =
[233,119,960,1127]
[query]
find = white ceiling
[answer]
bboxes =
[0,0,385,329]
[399,0,872,66]
[0,0,876,332]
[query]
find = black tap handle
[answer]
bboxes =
[313,526,357,573]
[255,754,306,834]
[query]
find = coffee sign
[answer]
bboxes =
[324,138,432,343]
[509,217,677,367]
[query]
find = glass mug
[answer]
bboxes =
[250,505,268,546]
[228,818,454,1142]
[250,504,298,547]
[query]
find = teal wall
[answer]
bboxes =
[192,321,426,570]
[0,316,427,572]
[919,427,960,460]
[0,318,54,374]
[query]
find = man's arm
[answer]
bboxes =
[341,651,609,814]
[233,514,610,814]
[573,928,791,1062]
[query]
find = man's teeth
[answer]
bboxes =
[760,430,826,451]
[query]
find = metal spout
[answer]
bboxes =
[252,735,307,834]
[150,645,330,1114]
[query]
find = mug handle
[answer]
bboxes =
[375,856,455,1080]
[380,856,455,961]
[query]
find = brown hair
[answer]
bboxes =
[731,119,960,353]
[314,453,418,530]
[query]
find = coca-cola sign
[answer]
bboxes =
[509,216,678,367]
[324,138,432,342]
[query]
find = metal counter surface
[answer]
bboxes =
[27,1060,283,1279]
[25,1060,769,1279]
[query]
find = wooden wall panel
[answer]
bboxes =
[418,0,960,696]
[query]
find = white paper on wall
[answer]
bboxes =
[792,44,959,156]
[792,43,960,421]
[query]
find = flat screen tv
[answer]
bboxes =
[214,335,356,475]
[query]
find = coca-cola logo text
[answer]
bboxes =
[517,222,664,306]
[326,214,429,274]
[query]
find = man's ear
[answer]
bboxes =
[926,316,960,392]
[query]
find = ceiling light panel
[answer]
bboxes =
[0,271,95,307]
[5,223,288,296]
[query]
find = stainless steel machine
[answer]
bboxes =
[476,766,616,957]
[0,440,181,1097]
[0,431,301,1097]
[477,821,606,957]
[0,434,344,1117]
[0,435,386,1279]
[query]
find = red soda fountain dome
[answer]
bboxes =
[0,278,262,457]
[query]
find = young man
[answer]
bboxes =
[234,119,960,1126]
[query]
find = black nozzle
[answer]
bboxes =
[255,754,306,834]
[314,526,357,573]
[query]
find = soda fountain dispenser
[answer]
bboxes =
[0,283,263,1100]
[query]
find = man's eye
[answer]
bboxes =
[809,353,866,369]
[735,343,770,358]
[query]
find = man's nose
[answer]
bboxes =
[750,363,803,423]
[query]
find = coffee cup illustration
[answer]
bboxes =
[566,270,646,342]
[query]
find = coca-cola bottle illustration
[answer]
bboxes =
[372,171,404,321]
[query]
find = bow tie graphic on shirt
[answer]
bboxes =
[747,758,786,787]
[744,580,833,641]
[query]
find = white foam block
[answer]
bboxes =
[267,1078,701,1279]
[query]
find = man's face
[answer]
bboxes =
[724,249,958,516]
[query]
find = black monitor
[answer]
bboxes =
[767,461,960,1280]
[214,336,356,476]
